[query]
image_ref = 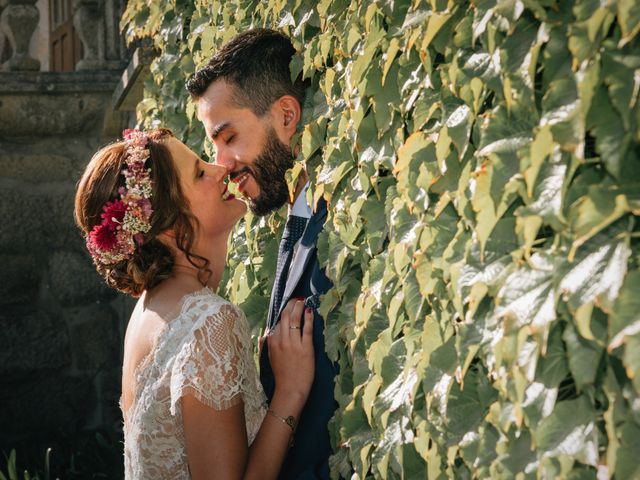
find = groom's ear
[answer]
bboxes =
[273,95,301,135]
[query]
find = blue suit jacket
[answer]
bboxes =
[260,198,337,480]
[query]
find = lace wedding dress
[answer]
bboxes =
[121,288,267,479]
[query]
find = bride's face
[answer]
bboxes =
[165,137,246,242]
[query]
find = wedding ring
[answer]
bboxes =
[289,325,301,329]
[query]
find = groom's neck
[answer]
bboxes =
[289,170,309,206]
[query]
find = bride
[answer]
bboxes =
[74,128,314,479]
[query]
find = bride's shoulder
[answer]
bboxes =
[180,287,234,312]
[179,287,245,327]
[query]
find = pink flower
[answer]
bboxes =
[137,198,153,217]
[89,224,118,252]
[128,161,145,174]
[122,129,148,147]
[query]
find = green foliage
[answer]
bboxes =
[1,429,123,480]
[0,449,47,480]
[122,0,640,477]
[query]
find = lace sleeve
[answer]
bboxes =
[169,303,249,415]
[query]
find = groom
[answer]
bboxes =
[186,29,337,479]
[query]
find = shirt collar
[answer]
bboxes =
[289,181,312,219]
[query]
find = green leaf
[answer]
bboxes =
[471,0,494,42]
[496,253,561,331]
[536,323,570,387]
[609,271,640,350]
[522,381,558,426]
[568,5,615,64]
[374,367,419,420]
[617,0,640,46]
[423,337,457,411]
[394,132,436,212]
[402,7,430,30]
[623,335,640,392]
[442,98,473,157]
[402,269,427,325]
[517,148,567,229]
[534,396,599,466]
[567,186,630,256]
[459,423,500,471]
[495,429,538,477]
[560,230,631,313]
[458,49,501,92]
[541,76,584,153]
[445,367,496,444]
[587,87,632,179]
[477,105,535,158]
[7,450,16,480]
[454,242,512,301]
[616,421,640,479]
[563,323,602,389]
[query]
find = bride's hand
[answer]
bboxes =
[267,298,315,400]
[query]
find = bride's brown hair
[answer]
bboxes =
[74,128,210,297]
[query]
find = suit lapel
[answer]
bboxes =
[277,199,327,320]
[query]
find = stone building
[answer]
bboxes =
[0,0,150,475]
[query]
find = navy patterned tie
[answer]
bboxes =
[271,214,307,326]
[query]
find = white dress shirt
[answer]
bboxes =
[289,181,312,219]
[286,181,312,273]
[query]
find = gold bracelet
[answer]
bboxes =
[267,409,297,447]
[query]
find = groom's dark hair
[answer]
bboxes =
[186,29,307,116]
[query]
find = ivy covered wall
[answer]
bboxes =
[122,0,640,477]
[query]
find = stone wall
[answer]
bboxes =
[0,70,135,474]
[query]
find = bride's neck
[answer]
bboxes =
[172,262,222,290]
[171,248,225,292]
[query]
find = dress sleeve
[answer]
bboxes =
[169,303,249,415]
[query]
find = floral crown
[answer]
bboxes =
[86,129,154,265]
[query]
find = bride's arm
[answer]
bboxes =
[182,398,248,479]
[182,299,315,480]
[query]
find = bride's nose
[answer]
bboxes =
[206,163,229,181]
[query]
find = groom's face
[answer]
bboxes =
[197,80,294,216]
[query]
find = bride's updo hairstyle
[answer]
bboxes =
[75,128,209,297]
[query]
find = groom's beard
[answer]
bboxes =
[246,128,294,216]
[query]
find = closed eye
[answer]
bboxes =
[198,169,205,178]
[225,135,235,145]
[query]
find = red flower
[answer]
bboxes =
[101,200,127,229]
[89,224,118,252]
[122,129,135,140]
